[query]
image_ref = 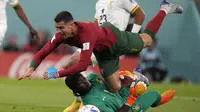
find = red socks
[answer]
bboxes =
[144,10,167,39]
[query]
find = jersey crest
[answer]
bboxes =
[96,78,104,85]
[83,42,90,50]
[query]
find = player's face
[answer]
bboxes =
[55,21,74,38]
[75,75,91,93]
[65,75,91,95]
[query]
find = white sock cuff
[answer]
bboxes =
[160,9,168,15]
[131,24,142,33]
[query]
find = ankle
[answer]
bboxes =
[160,9,168,15]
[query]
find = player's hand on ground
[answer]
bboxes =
[18,67,34,80]
[29,27,39,40]
[43,72,48,80]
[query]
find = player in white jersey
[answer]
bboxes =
[94,0,145,33]
[0,0,38,47]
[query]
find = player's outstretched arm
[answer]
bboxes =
[118,104,132,112]
[63,50,81,69]
[19,33,62,80]
[118,87,137,112]
[18,67,34,80]
[58,46,94,77]
[13,4,39,39]
[63,49,97,69]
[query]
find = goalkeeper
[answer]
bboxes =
[64,71,175,112]
[55,49,174,112]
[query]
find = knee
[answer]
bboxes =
[140,34,153,47]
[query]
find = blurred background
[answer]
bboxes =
[0,0,200,111]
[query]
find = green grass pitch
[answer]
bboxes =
[0,78,199,112]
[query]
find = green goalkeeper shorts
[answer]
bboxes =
[131,90,161,112]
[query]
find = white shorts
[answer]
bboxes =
[0,24,7,46]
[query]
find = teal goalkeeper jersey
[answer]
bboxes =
[81,74,130,112]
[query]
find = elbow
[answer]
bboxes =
[140,33,153,47]
[13,4,21,10]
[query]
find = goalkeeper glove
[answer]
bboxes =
[126,87,137,107]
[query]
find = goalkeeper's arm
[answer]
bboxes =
[118,87,137,112]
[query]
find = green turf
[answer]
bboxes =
[0,78,199,112]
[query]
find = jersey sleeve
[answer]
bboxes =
[122,0,139,14]
[8,0,19,7]
[30,33,62,69]
[78,48,97,67]
[58,30,96,77]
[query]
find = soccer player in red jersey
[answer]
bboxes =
[19,1,183,93]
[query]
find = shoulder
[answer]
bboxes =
[77,21,94,34]
[77,21,95,27]
[96,0,110,8]
[77,21,98,38]
[139,48,147,56]
[141,48,148,53]
[86,73,100,81]
[95,0,100,10]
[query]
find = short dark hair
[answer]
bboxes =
[54,11,74,23]
[65,74,80,90]
[65,74,91,96]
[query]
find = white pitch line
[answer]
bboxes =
[174,96,200,101]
